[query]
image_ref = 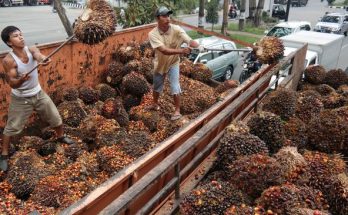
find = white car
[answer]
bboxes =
[265,21,311,38]
[314,13,348,36]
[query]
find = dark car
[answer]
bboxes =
[272,4,286,20]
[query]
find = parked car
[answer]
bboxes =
[0,0,23,7]
[186,36,239,81]
[272,4,286,20]
[265,21,311,38]
[291,0,308,7]
[314,13,348,36]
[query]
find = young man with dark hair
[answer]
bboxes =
[148,6,202,121]
[0,26,74,171]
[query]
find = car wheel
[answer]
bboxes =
[2,0,12,7]
[223,66,233,81]
[344,31,347,37]
[239,70,249,83]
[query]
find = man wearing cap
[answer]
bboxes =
[148,6,203,121]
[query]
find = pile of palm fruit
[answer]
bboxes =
[180,65,348,215]
[0,38,235,213]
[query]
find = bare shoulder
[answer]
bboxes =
[28,45,40,54]
[2,54,16,68]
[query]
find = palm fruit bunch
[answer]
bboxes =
[227,154,282,199]
[18,136,45,152]
[139,111,160,132]
[321,92,347,109]
[122,59,141,75]
[101,98,129,127]
[96,144,134,175]
[215,80,239,94]
[297,80,317,92]
[121,72,150,98]
[255,36,284,64]
[101,98,117,119]
[307,109,348,154]
[42,152,70,172]
[140,40,154,58]
[261,88,297,120]
[78,86,100,105]
[138,57,153,84]
[315,84,336,96]
[64,142,88,162]
[37,140,57,156]
[288,207,330,215]
[127,120,150,134]
[295,90,324,124]
[216,133,269,170]
[179,58,194,77]
[224,121,250,135]
[123,94,141,112]
[304,65,326,85]
[102,61,124,87]
[7,151,53,199]
[180,180,251,215]
[224,204,265,215]
[57,100,88,127]
[273,147,309,184]
[191,63,213,84]
[283,117,308,150]
[95,83,117,101]
[48,86,65,105]
[73,0,116,45]
[62,87,79,101]
[119,131,155,158]
[337,84,348,95]
[324,69,348,89]
[256,184,328,215]
[114,41,142,64]
[247,111,285,154]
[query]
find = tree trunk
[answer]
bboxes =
[248,0,257,25]
[198,0,205,28]
[254,0,265,27]
[221,0,228,35]
[54,0,73,37]
[239,0,246,31]
[211,23,214,31]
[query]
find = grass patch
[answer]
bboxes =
[227,23,266,35]
[230,34,261,48]
[187,31,211,39]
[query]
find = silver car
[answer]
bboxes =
[187,36,239,81]
[314,13,348,36]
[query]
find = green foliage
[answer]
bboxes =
[175,0,198,14]
[261,11,278,24]
[227,23,266,35]
[186,31,210,39]
[230,34,260,48]
[205,0,219,30]
[327,0,335,5]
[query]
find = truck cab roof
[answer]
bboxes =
[280,31,344,46]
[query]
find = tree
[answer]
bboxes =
[248,0,256,25]
[198,0,205,28]
[205,0,219,31]
[239,0,246,31]
[327,0,335,5]
[254,0,265,26]
[221,0,229,35]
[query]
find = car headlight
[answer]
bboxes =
[331,27,340,32]
[243,64,248,69]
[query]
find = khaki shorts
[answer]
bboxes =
[3,90,62,136]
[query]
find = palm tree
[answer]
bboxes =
[221,0,229,35]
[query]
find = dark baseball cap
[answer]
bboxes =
[155,6,173,17]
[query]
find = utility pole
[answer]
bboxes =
[54,0,74,37]
[285,0,291,21]
[198,0,205,28]
[239,0,246,31]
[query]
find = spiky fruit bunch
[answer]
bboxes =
[191,63,213,84]
[18,136,45,151]
[58,100,87,127]
[114,42,142,64]
[288,207,330,215]
[138,57,153,84]
[7,151,53,199]
[295,90,324,124]
[337,84,348,95]
[101,98,129,127]
[315,84,336,96]
[122,59,141,75]
[247,111,285,154]
[123,94,141,112]
[78,86,99,105]
[62,87,79,101]
[324,69,348,89]
[73,0,116,45]
[283,117,308,150]
[101,98,117,119]
[274,147,309,184]
[119,131,154,158]
[37,140,57,156]
[103,61,124,87]
[180,58,194,77]
[95,83,117,101]
[262,88,297,120]
[140,111,160,132]
[227,154,282,199]
[180,181,251,215]
[304,65,326,85]
[96,145,134,175]
[256,184,328,215]
[215,80,239,94]
[255,37,284,64]
[121,72,150,97]
[140,41,153,57]
[64,142,88,162]
[225,121,250,135]
[216,133,269,170]
[321,92,347,109]
[48,86,65,105]
[225,204,264,215]
[307,109,348,154]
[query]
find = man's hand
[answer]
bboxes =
[39,56,51,66]
[19,73,30,83]
[181,47,191,55]
[197,45,206,53]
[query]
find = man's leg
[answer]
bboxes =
[168,65,182,120]
[173,94,181,116]
[0,135,10,171]
[150,73,165,110]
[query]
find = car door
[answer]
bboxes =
[205,44,226,79]
[343,15,348,34]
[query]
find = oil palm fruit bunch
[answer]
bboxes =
[121,72,150,97]
[122,59,141,75]
[216,133,269,170]
[247,111,285,154]
[324,69,348,89]
[73,0,116,45]
[79,86,100,105]
[288,207,330,215]
[215,80,239,94]
[180,181,251,215]
[321,92,347,109]
[140,40,154,58]
[18,136,45,152]
[123,94,141,112]
[103,61,124,87]
[180,58,194,77]
[224,204,265,215]
[63,87,79,101]
[283,117,308,150]
[315,84,336,96]
[255,37,284,64]
[114,41,142,64]
[119,131,155,158]
[138,57,153,84]
[95,83,117,101]
[38,140,57,156]
[191,63,213,84]
[304,65,326,85]
[101,98,129,127]
[261,88,298,121]
[224,121,250,135]
[57,100,88,127]
[295,90,324,124]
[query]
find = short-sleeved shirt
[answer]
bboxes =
[149,24,192,75]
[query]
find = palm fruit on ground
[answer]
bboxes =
[273,147,309,184]
[179,57,194,77]
[224,204,265,215]
[227,154,282,199]
[57,100,88,127]
[283,117,308,150]
[37,140,57,156]
[324,69,348,89]
[7,151,53,199]
[73,0,116,45]
[216,133,269,170]
[255,36,284,64]
[261,88,297,120]
[191,63,213,84]
[62,87,79,102]
[304,65,326,85]
[119,131,155,158]
[180,180,251,215]
[114,42,142,64]
[123,94,141,112]
[96,144,134,175]
[121,72,150,98]
[95,83,117,101]
[256,184,328,215]
[78,86,99,105]
[295,90,324,124]
[224,121,250,135]
[138,57,153,84]
[307,109,348,154]
[18,136,45,152]
[247,111,285,154]
[102,61,124,87]
[315,84,336,96]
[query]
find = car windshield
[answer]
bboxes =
[321,16,341,23]
[267,27,293,37]
[188,53,199,62]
